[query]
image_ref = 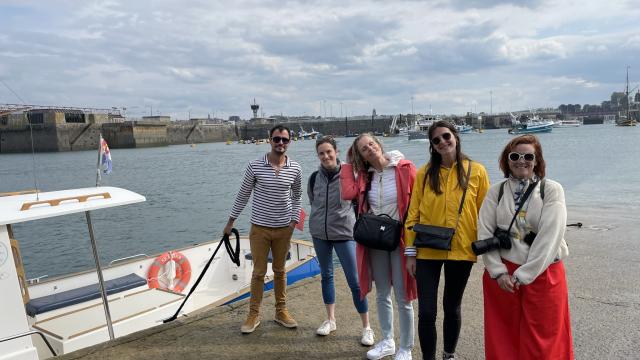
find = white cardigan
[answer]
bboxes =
[478,178,569,285]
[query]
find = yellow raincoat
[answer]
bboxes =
[404,159,490,261]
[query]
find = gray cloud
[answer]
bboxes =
[1,0,639,117]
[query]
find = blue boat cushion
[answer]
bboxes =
[244,251,291,263]
[25,273,147,317]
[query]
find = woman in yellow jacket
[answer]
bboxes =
[404,121,489,360]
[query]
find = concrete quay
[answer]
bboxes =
[59,206,640,359]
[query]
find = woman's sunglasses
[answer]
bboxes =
[508,152,535,162]
[272,136,290,144]
[431,132,452,145]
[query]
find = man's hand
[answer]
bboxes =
[288,221,297,229]
[223,218,235,236]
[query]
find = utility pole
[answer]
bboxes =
[490,90,493,115]
[340,102,343,118]
[411,96,414,116]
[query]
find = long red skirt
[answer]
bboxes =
[483,260,574,360]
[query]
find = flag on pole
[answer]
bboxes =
[100,135,112,174]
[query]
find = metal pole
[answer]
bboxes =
[85,211,115,340]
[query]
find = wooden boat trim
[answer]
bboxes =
[20,192,111,211]
[35,297,123,324]
[31,324,64,340]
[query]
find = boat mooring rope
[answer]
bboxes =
[163,228,241,323]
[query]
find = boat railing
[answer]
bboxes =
[109,253,150,266]
[0,329,58,357]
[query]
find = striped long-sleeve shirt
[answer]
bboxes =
[229,153,302,228]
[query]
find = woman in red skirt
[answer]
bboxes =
[475,135,574,360]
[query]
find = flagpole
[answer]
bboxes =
[96,134,103,187]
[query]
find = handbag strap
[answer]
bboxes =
[505,180,539,234]
[361,168,411,224]
[451,160,473,231]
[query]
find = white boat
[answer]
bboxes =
[455,124,473,133]
[298,126,319,139]
[0,187,319,359]
[553,119,582,128]
[407,115,437,140]
[508,113,554,134]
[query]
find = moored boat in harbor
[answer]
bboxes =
[553,119,582,128]
[407,115,437,140]
[508,113,554,134]
[0,187,319,359]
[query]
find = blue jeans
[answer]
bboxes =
[312,238,368,314]
[369,247,415,351]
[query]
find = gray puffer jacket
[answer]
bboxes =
[307,164,356,241]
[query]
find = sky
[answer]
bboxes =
[1,0,639,120]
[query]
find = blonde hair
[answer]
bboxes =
[350,133,384,172]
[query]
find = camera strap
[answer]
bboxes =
[506,180,539,235]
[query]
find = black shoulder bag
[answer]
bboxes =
[353,172,405,251]
[411,161,472,250]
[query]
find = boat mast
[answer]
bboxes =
[626,65,630,119]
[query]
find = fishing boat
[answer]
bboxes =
[407,115,437,140]
[0,187,319,359]
[553,119,582,128]
[508,113,554,134]
[455,124,473,133]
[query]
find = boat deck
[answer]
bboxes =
[57,207,640,359]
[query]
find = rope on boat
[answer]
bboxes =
[163,228,241,323]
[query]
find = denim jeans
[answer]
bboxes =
[312,238,368,314]
[369,247,415,351]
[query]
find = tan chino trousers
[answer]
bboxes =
[248,224,293,315]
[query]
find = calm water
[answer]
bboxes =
[1,124,638,279]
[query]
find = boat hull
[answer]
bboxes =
[408,131,428,140]
[23,238,319,357]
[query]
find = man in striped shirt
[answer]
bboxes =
[223,124,303,334]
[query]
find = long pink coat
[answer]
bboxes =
[340,159,417,302]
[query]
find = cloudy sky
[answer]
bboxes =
[1,0,638,119]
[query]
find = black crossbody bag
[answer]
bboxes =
[353,172,407,251]
[353,213,402,251]
[411,161,472,250]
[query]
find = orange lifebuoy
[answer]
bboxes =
[147,251,192,293]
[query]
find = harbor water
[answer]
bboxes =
[1,124,638,279]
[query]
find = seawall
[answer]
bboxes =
[0,118,395,153]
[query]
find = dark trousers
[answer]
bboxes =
[416,259,473,360]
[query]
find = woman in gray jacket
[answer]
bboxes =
[308,136,374,346]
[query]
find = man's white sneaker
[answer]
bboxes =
[394,348,412,360]
[316,319,336,336]
[366,339,395,360]
[361,327,375,346]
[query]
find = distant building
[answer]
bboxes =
[141,115,171,123]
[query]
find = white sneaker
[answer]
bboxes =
[316,319,336,336]
[366,339,395,360]
[361,327,375,346]
[394,348,412,360]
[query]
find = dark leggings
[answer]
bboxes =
[416,259,473,360]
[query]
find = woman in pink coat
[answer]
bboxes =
[341,133,417,360]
